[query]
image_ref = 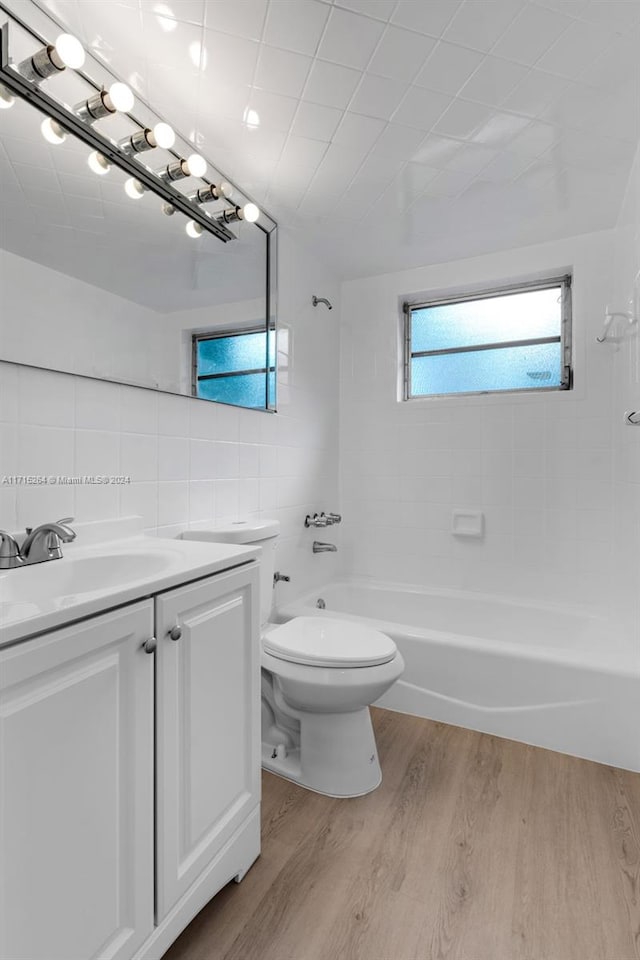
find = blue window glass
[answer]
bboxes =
[194,329,275,409]
[407,279,571,398]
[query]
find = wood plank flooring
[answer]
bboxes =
[164,708,640,960]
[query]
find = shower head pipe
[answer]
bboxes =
[312,295,333,310]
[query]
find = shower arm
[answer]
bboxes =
[312,295,333,310]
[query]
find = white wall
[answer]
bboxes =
[0,228,342,602]
[611,144,640,636]
[340,230,618,615]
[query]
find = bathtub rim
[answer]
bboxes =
[276,576,639,680]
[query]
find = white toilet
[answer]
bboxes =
[183,520,404,798]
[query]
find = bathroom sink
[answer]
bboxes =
[0,525,259,647]
[0,551,177,604]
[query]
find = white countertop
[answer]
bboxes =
[0,531,258,648]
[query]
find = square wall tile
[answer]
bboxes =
[255,45,312,98]
[391,0,461,37]
[349,73,408,120]
[444,0,523,52]
[304,60,361,109]
[318,7,384,70]
[368,25,437,82]
[75,378,121,431]
[291,101,343,140]
[414,41,484,96]
[18,367,75,428]
[263,0,329,56]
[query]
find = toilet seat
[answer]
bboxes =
[263,616,397,668]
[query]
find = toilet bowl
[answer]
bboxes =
[182,520,404,797]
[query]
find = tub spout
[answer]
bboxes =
[313,541,337,553]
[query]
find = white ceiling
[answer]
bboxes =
[27,0,640,277]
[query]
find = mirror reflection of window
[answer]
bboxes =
[193,329,276,409]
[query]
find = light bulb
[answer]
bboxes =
[17,33,84,82]
[104,82,134,113]
[162,202,176,216]
[124,177,145,199]
[0,84,15,109]
[87,151,110,175]
[53,33,85,70]
[151,122,175,149]
[185,153,207,177]
[242,202,260,223]
[219,181,235,200]
[185,220,203,238]
[40,117,67,144]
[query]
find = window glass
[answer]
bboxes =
[411,287,562,353]
[405,277,571,399]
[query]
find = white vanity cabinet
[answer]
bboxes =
[0,602,155,960]
[154,565,261,923]
[0,559,261,960]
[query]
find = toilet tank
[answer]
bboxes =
[182,520,280,627]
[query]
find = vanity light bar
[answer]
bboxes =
[0,22,235,243]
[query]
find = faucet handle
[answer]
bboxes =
[0,531,23,568]
[55,518,76,540]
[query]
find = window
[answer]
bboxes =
[404,276,572,399]
[192,328,276,409]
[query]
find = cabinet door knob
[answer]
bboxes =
[143,637,157,654]
[168,625,182,641]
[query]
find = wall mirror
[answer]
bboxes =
[0,4,277,411]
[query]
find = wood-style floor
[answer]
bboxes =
[164,708,640,960]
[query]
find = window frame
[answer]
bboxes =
[403,274,573,401]
[191,325,276,409]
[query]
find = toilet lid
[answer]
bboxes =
[263,616,397,668]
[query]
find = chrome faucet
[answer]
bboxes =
[19,518,76,566]
[313,541,337,553]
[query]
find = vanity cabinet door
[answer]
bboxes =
[0,602,155,960]
[155,564,260,921]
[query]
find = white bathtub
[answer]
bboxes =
[278,579,640,772]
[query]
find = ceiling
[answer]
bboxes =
[24,0,640,278]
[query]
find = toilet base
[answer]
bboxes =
[262,706,382,798]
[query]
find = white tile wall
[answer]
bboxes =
[0,229,342,603]
[340,229,618,614]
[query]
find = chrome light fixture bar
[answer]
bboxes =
[0,21,235,243]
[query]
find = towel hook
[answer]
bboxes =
[596,305,637,343]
